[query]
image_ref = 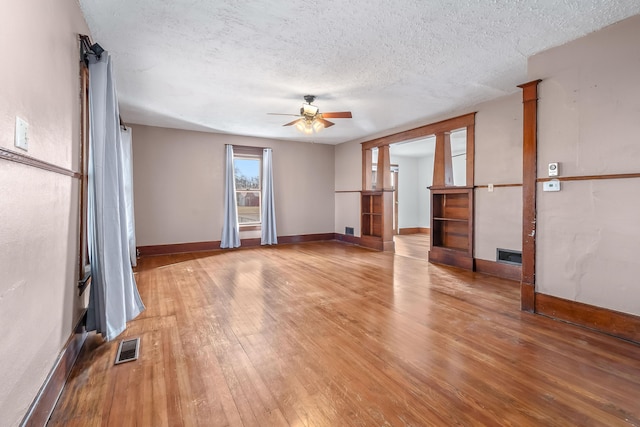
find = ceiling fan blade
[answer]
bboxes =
[268,113,301,117]
[283,118,304,127]
[316,118,335,128]
[320,112,352,119]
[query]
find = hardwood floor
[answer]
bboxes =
[394,233,430,260]
[49,241,640,426]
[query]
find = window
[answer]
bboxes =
[234,156,261,225]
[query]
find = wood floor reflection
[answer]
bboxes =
[50,241,640,426]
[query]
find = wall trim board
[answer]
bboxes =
[334,190,361,193]
[399,227,430,235]
[474,259,521,281]
[334,233,363,246]
[137,233,338,257]
[0,147,80,179]
[21,311,88,427]
[428,248,474,271]
[535,293,640,345]
[537,173,640,182]
[475,183,522,189]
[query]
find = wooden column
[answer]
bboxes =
[377,145,392,190]
[465,125,475,187]
[519,80,541,312]
[433,132,453,187]
[362,148,372,190]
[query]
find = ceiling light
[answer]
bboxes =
[301,104,319,117]
[296,118,324,135]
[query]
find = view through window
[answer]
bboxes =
[234,157,261,224]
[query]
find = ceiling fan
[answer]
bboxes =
[268,95,352,134]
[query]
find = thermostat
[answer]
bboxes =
[548,162,559,177]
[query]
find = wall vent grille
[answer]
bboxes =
[497,248,522,265]
[345,227,354,236]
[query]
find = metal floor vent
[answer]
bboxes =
[115,337,140,365]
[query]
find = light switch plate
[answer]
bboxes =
[543,179,561,192]
[15,117,29,151]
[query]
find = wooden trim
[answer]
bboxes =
[0,147,80,179]
[521,283,535,312]
[333,233,362,246]
[359,235,385,251]
[432,132,453,187]
[466,124,475,187]
[361,112,476,150]
[535,293,640,345]
[474,259,521,281]
[475,183,523,189]
[537,173,640,182]
[362,148,372,190]
[137,233,338,257]
[334,190,361,193]
[399,227,430,235]
[239,224,261,231]
[428,247,474,270]
[519,80,541,312]
[21,311,88,427]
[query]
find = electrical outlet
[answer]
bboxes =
[488,184,494,192]
[15,116,29,151]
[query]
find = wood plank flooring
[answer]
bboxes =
[49,241,640,426]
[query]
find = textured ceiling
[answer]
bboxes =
[79,1,640,145]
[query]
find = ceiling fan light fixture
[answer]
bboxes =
[301,103,319,117]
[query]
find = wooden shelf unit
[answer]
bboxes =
[360,191,394,251]
[429,187,474,270]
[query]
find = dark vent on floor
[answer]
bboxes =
[497,248,522,265]
[115,337,140,365]
[345,227,354,236]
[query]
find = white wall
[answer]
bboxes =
[474,93,523,260]
[0,1,90,425]
[417,155,434,228]
[390,155,419,229]
[132,125,335,246]
[529,15,640,315]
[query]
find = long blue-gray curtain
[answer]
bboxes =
[120,127,137,267]
[221,144,241,248]
[86,52,144,341]
[261,148,277,245]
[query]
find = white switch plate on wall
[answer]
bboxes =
[15,116,29,151]
[543,179,561,192]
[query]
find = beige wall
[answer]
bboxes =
[529,15,640,315]
[334,139,362,235]
[474,93,523,260]
[0,1,89,425]
[132,125,335,246]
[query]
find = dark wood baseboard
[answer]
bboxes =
[359,235,384,251]
[428,248,473,271]
[521,283,535,312]
[138,233,338,257]
[474,259,521,281]
[399,227,430,235]
[333,233,362,246]
[21,311,88,426]
[535,293,640,345]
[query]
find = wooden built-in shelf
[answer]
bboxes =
[429,186,474,270]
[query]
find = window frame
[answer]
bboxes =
[233,145,263,228]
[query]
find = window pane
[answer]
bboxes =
[237,191,260,223]
[235,158,260,190]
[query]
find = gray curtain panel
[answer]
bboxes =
[221,144,241,248]
[261,148,277,245]
[86,52,144,341]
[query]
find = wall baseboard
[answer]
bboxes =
[474,259,521,281]
[21,311,87,427]
[535,293,640,345]
[399,227,430,235]
[333,233,362,246]
[137,233,338,257]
